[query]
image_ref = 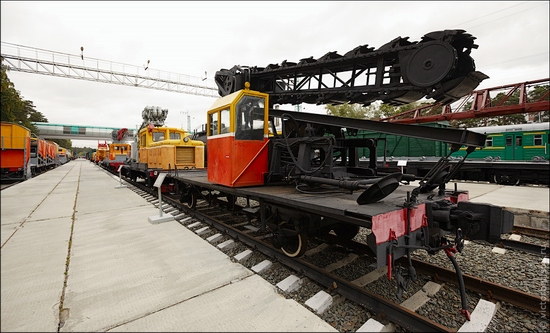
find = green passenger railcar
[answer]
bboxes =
[453,122,549,161]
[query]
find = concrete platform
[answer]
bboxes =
[1,160,336,332]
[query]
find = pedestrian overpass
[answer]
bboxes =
[32,122,137,142]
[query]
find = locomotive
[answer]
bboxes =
[123,106,205,188]
[121,30,515,316]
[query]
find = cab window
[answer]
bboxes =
[209,113,218,135]
[208,109,229,135]
[220,109,230,134]
[235,95,265,140]
[153,132,165,142]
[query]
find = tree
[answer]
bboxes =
[325,103,372,118]
[528,84,549,122]
[52,138,72,150]
[324,100,434,121]
[1,57,22,123]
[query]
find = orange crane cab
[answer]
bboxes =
[103,142,131,171]
[206,82,269,187]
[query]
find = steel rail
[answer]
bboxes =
[497,239,549,256]
[396,258,550,317]
[511,225,550,239]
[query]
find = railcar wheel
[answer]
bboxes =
[280,230,308,258]
[333,223,360,240]
[493,173,520,186]
[180,189,198,209]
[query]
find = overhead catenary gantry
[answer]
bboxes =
[0,41,218,98]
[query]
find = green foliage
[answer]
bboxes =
[323,101,430,120]
[528,85,549,122]
[1,57,21,123]
[53,139,73,150]
[71,147,93,156]
[325,103,371,118]
[373,103,399,119]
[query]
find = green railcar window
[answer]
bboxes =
[486,137,493,147]
[516,136,522,146]
[506,136,512,146]
[534,135,542,146]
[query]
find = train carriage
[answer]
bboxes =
[357,122,549,185]
[1,122,31,181]
[31,137,48,174]
[46,140,60,166]
[456,122,550,161]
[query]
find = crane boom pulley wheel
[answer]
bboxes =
[405,41,457,87]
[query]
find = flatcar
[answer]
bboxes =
[30,136,58,175]
[46,140,60,166]
[1,122,31,181]
[132,83,512,268]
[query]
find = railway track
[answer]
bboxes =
[511,225,550,240]
[1,180,22,191]
[112,168,548,332]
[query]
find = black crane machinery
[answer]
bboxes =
[215,29,488,107]
[211,29,492,198]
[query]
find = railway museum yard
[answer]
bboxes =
[1,159,548,332]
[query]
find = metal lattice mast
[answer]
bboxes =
[0,41,218,98]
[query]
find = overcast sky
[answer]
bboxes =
[2,1,549,147]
